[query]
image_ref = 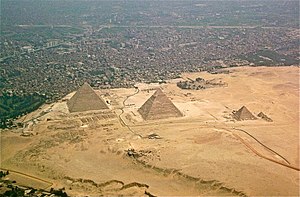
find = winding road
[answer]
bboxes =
[117,88,143,138]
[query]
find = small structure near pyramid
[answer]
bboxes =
[258,112,273,122]
[232,106,257,121]
[138,88,183,120]
[67,82,109,113]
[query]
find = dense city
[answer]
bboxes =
[0,0,299,126]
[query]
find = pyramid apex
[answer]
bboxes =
[239,106,248,111]
[81,82,92,87]
[76,82,92,90]
[153,88,164,96]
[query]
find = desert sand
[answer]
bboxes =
[1,66,299,196]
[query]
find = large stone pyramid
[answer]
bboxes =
[67,82,109,113]
[138,88,183,120]
[233,106,257,121]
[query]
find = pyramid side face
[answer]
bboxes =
[138,95,155,120]
[138,90,183,120]
[67,83,109,113]
[234,106,257,120]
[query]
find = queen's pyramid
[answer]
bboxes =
[138,88,183,120]
[233,106,257,121]
[67,82,109,113]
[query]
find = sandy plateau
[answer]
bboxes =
[1,66,299,196]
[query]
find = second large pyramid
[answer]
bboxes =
[138,89,183,120]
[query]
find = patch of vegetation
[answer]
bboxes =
[0,93,46,129]
[238,49,298,66]
[0,171,9,178]
[105,40,121,49]
[177,77,226,90]
[0,183,68,197]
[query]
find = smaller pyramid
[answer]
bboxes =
[138,88,183,120]
[67,82,109,113]
[257,112,265,118]
[258,112,273,122]
[233,106,257,121]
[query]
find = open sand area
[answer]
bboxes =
[1,66,299,196]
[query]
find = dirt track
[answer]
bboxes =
[0,167,53,189]
[231,133,300,171]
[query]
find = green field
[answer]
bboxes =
[238,50,298,66]
[0,93,46,129]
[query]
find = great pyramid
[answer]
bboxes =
[233,106,257,121]
[138,88,183,120]
[67,82,109,113]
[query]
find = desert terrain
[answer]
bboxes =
[1,66,299,196]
